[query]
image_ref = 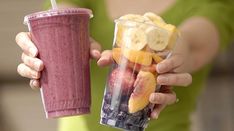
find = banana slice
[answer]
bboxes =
[116,13,179,51]
[144,13,179,51]
[146,27,169,51]
[116,22,125,47]
[164,24,179,50]
[122,28,147,50]
[143,12,165,24]
[119,14,146,23]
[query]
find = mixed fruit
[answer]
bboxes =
[101,12,179,130]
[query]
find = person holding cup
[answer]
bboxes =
[15,0,234,131]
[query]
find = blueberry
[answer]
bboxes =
[104,93,112,104]
[120,95,130,103]
[117,111,127,121]
[115,120,124,129]
[138,119,147,127]
[102,103,111,115]
[101,117,108,124]
[124,113,144,127]
[124,123,132,131]
[133,117,142,125]
[140,107,151,120]
[126,115,139,125]
[119,103,129,112]
[109,110,119,118]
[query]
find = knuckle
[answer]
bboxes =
[38,60,45,71]
[150,94,156,102]
[15,32,24,42]
[17,63,25,76]
[16,32,26,43]
[22,53,31,65]
[155,94,163,103]
[168,58,175,68]
[17,64,22,74]
[31,71,41,79]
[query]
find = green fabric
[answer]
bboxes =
[44,0,234,131]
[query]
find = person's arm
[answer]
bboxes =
[179,17,219,73]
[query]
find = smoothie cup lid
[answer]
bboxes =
[24,8,93,25]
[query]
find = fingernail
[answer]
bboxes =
[157,76,168,84]
[152,112,158,119]
[34,61,41,71]
[157,63,165,73]
[31,80,40,90]
[92,50,101,58]
[32,80,38,87]
[29,47,37,57]
[30,80,33,86]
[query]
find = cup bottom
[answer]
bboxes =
[100,117,147,131]
[46,107,90,118]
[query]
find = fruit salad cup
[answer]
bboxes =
[100,13,179,131]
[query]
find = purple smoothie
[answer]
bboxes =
[25,8,92,118]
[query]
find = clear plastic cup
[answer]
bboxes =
[100,19,178,130]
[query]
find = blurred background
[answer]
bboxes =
[0,0,233,131]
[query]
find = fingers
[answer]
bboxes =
[90,38,101,60]
[21,53,44,72]
[150,104,166,119]
[15,32,38,57]
[29,79,40,89]
[157,73,192,87]
[150,86,178,119]
[17,63,41,79]
[16,32,42,89]
[97,50,113,67]
[156,54,184,73]
[149,92,177,105]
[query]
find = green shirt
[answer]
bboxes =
[44,0,234,131]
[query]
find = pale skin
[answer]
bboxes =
[15,0,219,119]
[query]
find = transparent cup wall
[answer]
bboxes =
[100,20,177,131]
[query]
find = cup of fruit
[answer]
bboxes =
[100,12,179,131]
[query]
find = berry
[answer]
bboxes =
[108,67,136,94]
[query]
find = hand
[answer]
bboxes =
[149,38,192,119]
[149,86,177,119]
[15,32,102,89]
